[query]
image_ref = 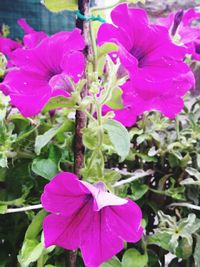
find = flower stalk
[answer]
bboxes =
[5,204,43,213]
[74,0,91,176]
[70,0,91,266]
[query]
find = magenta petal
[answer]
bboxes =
[159,13,175,29]
[132,60,194,99]
[43,201,93,250]
[3,70,51,117]
[17,18,35,34]
[111,4,148,42]
[150,96,184,118]
[106,199,143,243]
[41,172,90,216]
[43,214,80,250]
[118,45,138,72]
[81,181,127,211]
[11,93,50,117]
[182,8,200,26]
[0,37,21,58]
[17,19,47,48]
[63,28,85,51]
[49,73,72,95]
[61,51,84,82]
[110,107,138,127]
[80,210,124,267]
[23,32,47,48]
[104,81,148,127]
[97,23,132,51]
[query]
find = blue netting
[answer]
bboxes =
[0,0,76,39]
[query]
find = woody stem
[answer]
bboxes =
[69,0,91,266]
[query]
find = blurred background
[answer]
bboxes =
[0,0,99,38]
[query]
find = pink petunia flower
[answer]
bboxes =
[41,172,143,267]
[1,29,85,117]
[17,18,47,48]
[98,3,195,127]
[159,8,200,61]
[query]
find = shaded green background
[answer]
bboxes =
[0,0,96,39]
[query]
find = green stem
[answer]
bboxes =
[99,84,118,105]
[96,102,104,146]
[16,151,34,159]
[167,202,200,211]
[89,21,98,74]
[186,259,190,267]
[5,204,42,214]
[37,253,47,267]
[84,109,96,122]
[175,116,180,139]
[149,188,167,195]
[142,236,147,255]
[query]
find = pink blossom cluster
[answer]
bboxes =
[98,4,195,126]
[1,19,85,116]
[0,4,197,125]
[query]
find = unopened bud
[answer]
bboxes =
[171,10,184,36]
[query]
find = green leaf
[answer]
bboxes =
[194,235,200,267]
[16,126,37,143]
[148,232,172,251]
[186,167,200,180]
[148,250,160,267]
[122,249,148,267]
[42,96,76,113]
[18,210,47,267]
[181,178,200,186]
[100,257,122,267]
[42,0,78,12]
[9,114,31,131]
[103,119,130,161]
[104,169,121,185]
[97,43,118,59]
[165,178,185,200]
[0,204,7,214]
[0,155,8,168]
[25,210,47,240]
[48,144,63,169]
[106,87,123,110]
[168,154,180,168]
[35,127,59,155]
[32,158,58,180]
[148,146,158,157]
[82,126,99,150]
[82,150,104,181]
[176,238,192,260]
[0,197,24,206]
[130,181,149,200]
[18,240,43,267]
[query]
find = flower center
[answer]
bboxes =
[130,47,145,67]
[84,194,93,203]
[49,73,72,95]
[195,44,200,55]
